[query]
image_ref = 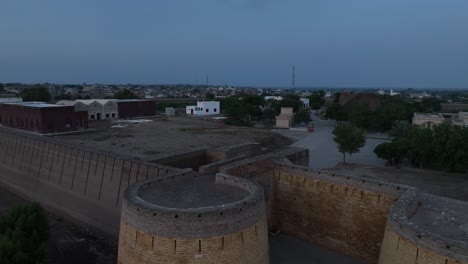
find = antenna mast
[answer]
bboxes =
[292,65,296,89]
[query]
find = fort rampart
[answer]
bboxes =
[118,173,269,264]
[270,161,407,263]
[0,127,185,236]
[378,190,468,264]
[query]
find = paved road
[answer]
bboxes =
[275,112,388,169]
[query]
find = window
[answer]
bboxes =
[214,108,217,113]
[206,109,209,113]
[111,113,115,118]
[106,113,110,118]
[91,114,95,120]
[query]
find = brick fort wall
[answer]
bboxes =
[118,174,269,264]
[270,162,406,263]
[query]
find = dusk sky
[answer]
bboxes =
[1,0,468,88]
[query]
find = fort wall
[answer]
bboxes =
[378,190,468,264]
[270,162,407,263]
[0,127,184,236]
[118,174,269,264]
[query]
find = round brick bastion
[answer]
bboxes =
[118,173,269,264]
[378,189,468,264]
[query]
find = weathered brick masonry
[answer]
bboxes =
[0,126,183,236]
[378,190,468,264]
[270,163,406,263]
[118,174,269,264]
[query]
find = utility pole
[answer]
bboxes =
[292,65,296,89]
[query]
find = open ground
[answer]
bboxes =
[55,117,292,161]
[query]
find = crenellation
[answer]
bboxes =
[118,173,269,263]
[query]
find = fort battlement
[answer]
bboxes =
[379,190,468,264]
[118,173,269,263]
[0,126,185,236]
[274,161,409,197]
[121,173,265,238]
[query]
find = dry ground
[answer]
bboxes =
[55,117,292,161]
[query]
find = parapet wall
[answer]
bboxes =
[0,127,184,236]
[118,173,269,264]
[378,190,468,264]
[121,173,265,238]
[270,161,407,263]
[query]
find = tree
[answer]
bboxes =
[205,93,215,100]
[308,91,325,110]
[114,89,138,99]
[262,108,276,123]
[389,120,411,138]
[374,139,408,167]
[19,87,51,102]
[374,124,468,172]
[0,83,4,92]
[279,94,302,112]
[332,123,366,163]
[295,108,311,124]
[325,103,348,122]
[348,103,372,129]
[0,203,49,264]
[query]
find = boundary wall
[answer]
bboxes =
[378,190,468,264]
[118,173,269,264]
[270,162,407,263]
[0,127,185,236]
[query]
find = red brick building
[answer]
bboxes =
[0,102,88,134]
[117,99,156,118]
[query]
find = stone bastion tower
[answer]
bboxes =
[118,173,269,264]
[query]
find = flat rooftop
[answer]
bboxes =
[138,174,249,209]
[1,102,67,108]
[117,99,154,102]
[409,193,468,242]
[413,112,444,118]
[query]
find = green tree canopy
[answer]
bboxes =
[205,93,215,100]
[0,203,49,264]
[374,124,468,172]
[308,91,325,110]
[114,89,138,99]
[19,87,51,102]
[325,103,348,122]
[279,94,302,112]
[332,123,366,163]
[295,108,311,124]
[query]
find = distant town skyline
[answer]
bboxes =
[1,0,468,88]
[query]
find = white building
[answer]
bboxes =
[57,99,118,120]
[300,98,310,108]
[186,101,220,116]
[264,96,283,101]
[390,89,400,96]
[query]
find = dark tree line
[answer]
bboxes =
[325,96,445,132]
[114,89,138,99]
[19,87,51,102]
[222,94,310,126]
[374,124,468,173]
[0,203,49,264]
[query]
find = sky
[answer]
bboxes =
[1,0,468,88]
